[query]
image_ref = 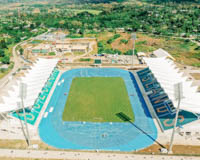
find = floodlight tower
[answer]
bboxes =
[18,82,31,146]
[131,33,137,68]
[168,82,184,154]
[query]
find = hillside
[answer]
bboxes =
[0,0,126,4]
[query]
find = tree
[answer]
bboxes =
[71,21,82,29]
[0,40,7,49]
[36,21,41,27]
[19,48,24,55]
[134,49,138,57]
[1,55,10,64]
[0,49,5,57]
[30,23,35,29]
[120,39,128,44]
[48,52,55,56]
[15,37,21,43]
[124,49,133,55]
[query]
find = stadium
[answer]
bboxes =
[39,68,157,151]
[0,56,200,153]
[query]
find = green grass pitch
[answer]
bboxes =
[62,77,134,122]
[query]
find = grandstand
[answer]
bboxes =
[0,58,59,125]
[136,57,199,130]
[0,55,200,153]
[143,57,200,113]
[11,68,59,125]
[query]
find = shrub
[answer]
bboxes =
[48,52,56,56]
[120,39,128,44]
[113,34,120,39]
[107,34,121,44]
[194,46,200,51]
[124,49,133,55]
[1,55,10,64]
[98,42,103,47]
[80,58,91,61]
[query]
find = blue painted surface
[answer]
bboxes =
[39,68,157,151]
[11,69,59,125]
[137,68,198,130]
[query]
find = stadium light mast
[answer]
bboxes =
[18,82,31,146]
[131,33,137,68]
[168,82,183,154]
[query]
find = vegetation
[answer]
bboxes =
[142,0,199,3]
[107,34,121,44]
[0,40,10,64]
[19,48,24,55]
[1,1,197,40]
[66,34,83,38]
[48,52,56,56]
[79,58,91,61]
[0,0,199,66]
[120,39,128,44]
[13,2,198,40]
[62,77,134,122]
[98,41,121,54]
[30,40,43,44]
[125,49,133,55]
[1,55,10,64]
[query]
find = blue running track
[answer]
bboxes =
[39,68,157,151]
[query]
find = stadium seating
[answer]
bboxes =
[137,67,198,130]
[138,68,176,115]
[11,68,60,125]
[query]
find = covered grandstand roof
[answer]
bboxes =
[143,57,200,113]
[152,48,175,60]
[0,58,58,113]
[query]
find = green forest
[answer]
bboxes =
[0,0,199,65]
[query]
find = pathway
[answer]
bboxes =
[0,149,199,160]
[0,29,50,90]
[0,41,23,89]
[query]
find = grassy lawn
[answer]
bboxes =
[62,77,134,122]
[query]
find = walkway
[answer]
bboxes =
[0,41,23,89]
[0,30,50,90]
[0,149,199,160]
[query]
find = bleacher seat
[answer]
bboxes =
[137,68,177,121]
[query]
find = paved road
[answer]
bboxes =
[0,41,23,89]
[0,30,50,90]
[0,149,199,160]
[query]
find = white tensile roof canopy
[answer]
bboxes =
[152,48,175,60]
[143,57,200,114]
[0,58,58,113]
